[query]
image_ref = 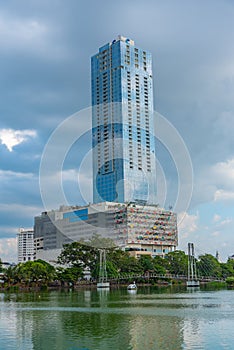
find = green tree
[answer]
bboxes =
[58,237,128,279]
[56,266,83,284]
[31,262,47,283]
[220,263,228,278]
[58,239,149,279]
[197,254,222,278]
[57,241,98,270]
[15,263,31,284]
[92,260,119,279]
[224,258,234,277]
[165,250,188,275]
[107,249,142,275]
[35,259,57,283]
[14,260,56,286]
[152,256,167,275]
[138,255,154,273]
[3,266,17,286]
[226,276,234,286]
[84,233,117,249]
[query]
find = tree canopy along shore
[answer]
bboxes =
[1,235,234,290]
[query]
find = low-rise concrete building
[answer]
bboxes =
[34,202,177,260]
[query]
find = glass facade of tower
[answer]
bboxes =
[91,36,157,204]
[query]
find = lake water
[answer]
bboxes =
[0,286,233,350]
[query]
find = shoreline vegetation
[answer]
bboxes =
[0,279,230,293]
[1,236,234,292]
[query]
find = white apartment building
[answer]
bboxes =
[17,228,34,263]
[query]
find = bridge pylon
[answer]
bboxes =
[187,243,200,287]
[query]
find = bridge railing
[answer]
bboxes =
[108,273,225,282]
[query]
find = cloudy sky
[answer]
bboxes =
[0,0,234,262]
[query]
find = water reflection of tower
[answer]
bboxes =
[183,317,201,349]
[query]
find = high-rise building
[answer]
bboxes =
[17,228,34,263]
[91,35,157,204]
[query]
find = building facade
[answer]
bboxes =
[91,36,157,204]
[34,202,177,258]
[17,228,35,263]
[34,210,72,251]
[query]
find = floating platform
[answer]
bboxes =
[187,280,200,287]
[97,282,110,289]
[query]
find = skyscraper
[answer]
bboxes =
[91,35,157,204]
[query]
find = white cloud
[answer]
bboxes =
[0,237,17,263]
[220,218,232,226]
[211,231,220,237]
[0,128,36,152]
[214,189,234,202]
[62,169,79,182]
[0,169,35,179]
[193,158,234,206]
[178,211,199,238]
[213,214,221,222]
[0,203,42,218]
[78,170,93,204]
[177,211,201,255]
[212,158,234,186]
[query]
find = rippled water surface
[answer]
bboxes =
[0,286,233,349]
